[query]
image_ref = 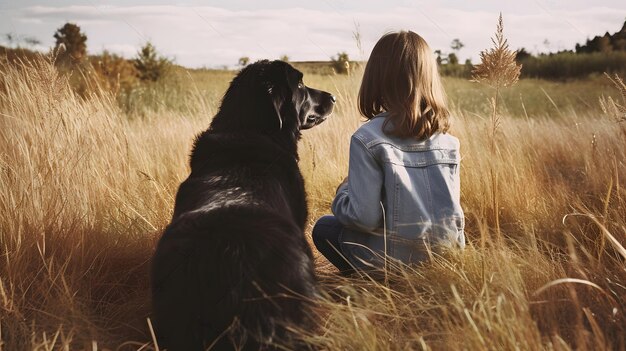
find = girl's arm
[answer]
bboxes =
[331,135,384,232]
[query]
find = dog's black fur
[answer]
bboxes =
[151,60,335,350]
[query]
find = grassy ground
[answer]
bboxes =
[125,65,622,120]
[0,56,625,350]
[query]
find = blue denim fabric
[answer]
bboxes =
[331,113,465,270]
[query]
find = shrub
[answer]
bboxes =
[53,22,87,67]
[238,56,250,67]
[133,42,171,82]
[331,52,350,74]
[90,51,138,95]
[519,51,626,79]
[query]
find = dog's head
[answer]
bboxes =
[210,60,335,137]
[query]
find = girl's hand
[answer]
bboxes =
[336,177,348,194]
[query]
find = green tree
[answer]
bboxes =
[449,39,464,66]
[133,42,171,82]
[279,54,289,62]
[450,38,464,52]
[434,49,445,65]
[53,22,87,66]
[515,47,532,62]
[464,58,473,74]
[576,21,626,53]
[447,52,459,65]
[331,52,350,74]
[238,56,250,67]
[598,34,613,53]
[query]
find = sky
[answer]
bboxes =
[0,0,625,68]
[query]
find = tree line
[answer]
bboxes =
[52,23,171,86]
[513,20,626,79]
[438,20,626,79]
[3,19,625,83]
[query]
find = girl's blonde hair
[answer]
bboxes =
[358,31,450,139]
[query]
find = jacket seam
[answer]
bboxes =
[353,134,382,168]
[423,167,435,240]
[391,172,400,257]
[385,158,460,167]
[366,140,458,151]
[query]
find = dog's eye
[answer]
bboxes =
[297,82,304,89]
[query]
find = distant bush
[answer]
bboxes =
[90,51,138,95]
[0,45,39,65]
[439,59,473,79]
[331,52,350,74]
[447,52,459,65]
[519,51,626,79]
[88,47,189,117]
[290,61,336,75]
[238,56,250,67]
[53,22,87,68]
[133,42,171,82]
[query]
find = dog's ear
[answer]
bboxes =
[212,60,301,134]
[267,85,283,130]
[268,83,299,132]
[268,61,300,131]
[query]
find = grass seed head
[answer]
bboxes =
[472,13,522,89]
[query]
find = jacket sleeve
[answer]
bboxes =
[331,135,384,231]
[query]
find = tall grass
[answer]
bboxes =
[1,54,625,350]
[470,13,522,238]
[0,56,202,348]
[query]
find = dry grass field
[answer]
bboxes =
[0,54,625,350]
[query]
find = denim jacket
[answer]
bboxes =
[331,113,465,269]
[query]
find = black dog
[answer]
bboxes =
[151,60,335,350]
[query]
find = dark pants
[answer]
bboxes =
[312,215,354,274]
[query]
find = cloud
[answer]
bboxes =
[4,4,625,67]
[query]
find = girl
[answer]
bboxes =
[312,31,465,274]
